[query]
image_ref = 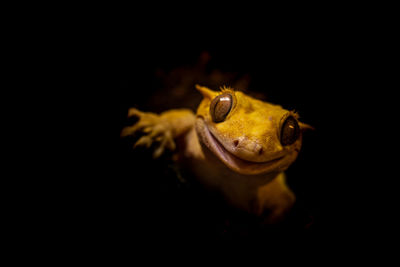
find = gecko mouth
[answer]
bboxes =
[196,118,289,175]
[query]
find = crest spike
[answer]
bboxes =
[195,84,218,100]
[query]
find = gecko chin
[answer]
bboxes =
[195,118,298,175]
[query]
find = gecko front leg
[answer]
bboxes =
[121,108,195,158]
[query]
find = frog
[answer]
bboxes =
[121,85,313,224]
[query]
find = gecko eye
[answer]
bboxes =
[280,116,300,146]
[210,93,233,123]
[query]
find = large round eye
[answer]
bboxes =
[280,116,300,146]
[210,93,233,123]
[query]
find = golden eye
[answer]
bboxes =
[280,116,300,146]
[210,93,233,123]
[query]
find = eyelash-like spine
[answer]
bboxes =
[219,85,235,93]
[290,110,300,119]
[218,85,237,115]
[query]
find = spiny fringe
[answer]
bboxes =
[219,85,234,93]
[291,109,300,118]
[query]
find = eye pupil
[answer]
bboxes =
[210,93,233,122]
[281,116,300,146]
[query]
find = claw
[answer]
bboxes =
[120,126,135,137]
[153,144,165,159]
[166,137,176,150]
[127,108,143,117]
[134,136,153,148]
[143,127,152,133]
[152,133,172,158]
[121,121,152,137]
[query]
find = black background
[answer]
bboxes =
[7,5,393,259]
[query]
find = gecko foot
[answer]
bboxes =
[121,108,176,158]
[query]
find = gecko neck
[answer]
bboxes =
[180,128,284,213]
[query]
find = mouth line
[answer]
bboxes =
[209,129,284,165]
[199,119,285,173]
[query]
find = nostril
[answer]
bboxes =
[258,147,263,155]
[233,140,239,147]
